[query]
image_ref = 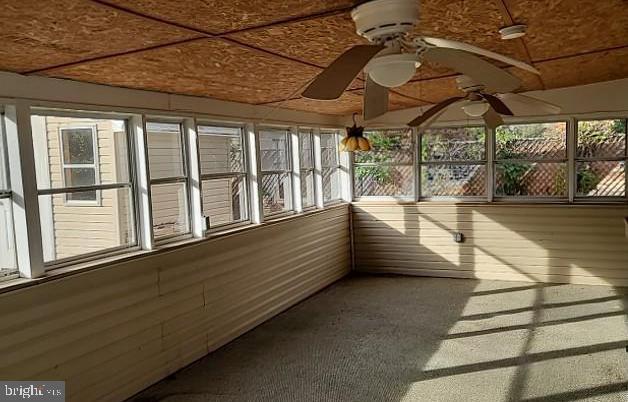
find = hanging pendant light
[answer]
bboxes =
[340,113,372,152]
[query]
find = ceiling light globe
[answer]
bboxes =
[368,62,415,88]
[462,100,490,117]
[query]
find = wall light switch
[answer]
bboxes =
[454,232,464,243]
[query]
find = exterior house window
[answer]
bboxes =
[197,124,249,229]
[0,113,17,279]
[494,122,568,198]
[320,130,342,203]
[259,127,292,216]
[575,119,627,198]
[60,126,99,204]
[353,128,414,198]
[299,129,316,209]
[146,121,191,241]
[31,112,137,266]
[420,126,486,198]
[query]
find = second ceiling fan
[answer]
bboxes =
[302,0,540,121]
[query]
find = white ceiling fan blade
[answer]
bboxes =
[363,75,389,121]
[497,93,562,114]
[419,36,540,75]
[422,47,521,93]
[482,107,504,129]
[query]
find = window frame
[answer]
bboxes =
[0,111,18,281]
[298,128,317,210]
[59,124,101,206]
[492,120,570,202]
[573,118,628,202]
[352,127,416,201]
[320,129,343,205]
[145,118,193,244]
[258,125,294,219]
[32,109,140,269]
[196,122,251,232]
[419,125,488,201]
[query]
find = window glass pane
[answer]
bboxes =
[31,115,130,189]
[261,173,292,215]
[198,125,244,174]
[577,119,626,158]
[0,197,17,278]
[202,176,248,227]
[301,169,315,208]
[495,162,567,197]
[355,129,413,164]
[322,166,342,202]
[320,132,339,167]
[422,127,485,161]
[354,165,413,197]
[38,187,136,263]
[259,128,289,171]
[495,122,567,160]
[576,161,625,197]
[299,131,314,169]
[151,182,190,239]
[146,122,185,179]
[421,164,486,197]
[62,128,95,164]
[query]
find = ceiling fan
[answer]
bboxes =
[302,0,541,121]
[408,75,562,129]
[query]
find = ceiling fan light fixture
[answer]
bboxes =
[499,24,527,40]
[364,53,418,88]
[462,100,490,117]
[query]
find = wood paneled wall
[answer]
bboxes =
[353,202,628,287]
[0,205,350,402]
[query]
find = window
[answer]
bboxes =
[259,127,292,216]
[299,129,316,208]
[60,126,99,203]
[146,121,190,240]
[575,119,627,198]
[0,113,17,279]
[31,112,136,265]
[494,122,568,198]
[420,126,486,198]
[198,124,249,228]
[353,128,413,197]
[320,130,342,203]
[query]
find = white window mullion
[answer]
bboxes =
[4,102,45,278]
[184,118,203,237]
[313,128,324,209]
[247,123,263,224]
[290,126,302,213]
[567,117,576,203]
[132,114,154,250]
[339,131,353,202]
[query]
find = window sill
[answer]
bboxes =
[0,203,349,295]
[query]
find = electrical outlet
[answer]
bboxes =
[453,232,464,243]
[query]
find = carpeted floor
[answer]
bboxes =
[129,274,628,402]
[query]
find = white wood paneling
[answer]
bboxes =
[0,205,351,402]
[353,202,628,286]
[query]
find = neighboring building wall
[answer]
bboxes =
[41,117,127,260]
[353,202,628,286]
[0,205,351,402]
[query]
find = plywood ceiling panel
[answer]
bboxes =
[270,92,363,115]
[535,48,628,90]
[100,0,356,34]
[394,76,462,104]
[0,0,196,72]
[414,0,528,61]
[228,12,367,68]
[41,39,319,104]
[505,0,628,61]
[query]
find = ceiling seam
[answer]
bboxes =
[532,44,628,63]
[493,0,546,89]
[24,36,207,75]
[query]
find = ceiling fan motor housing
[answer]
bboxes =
[351,0,420,42]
